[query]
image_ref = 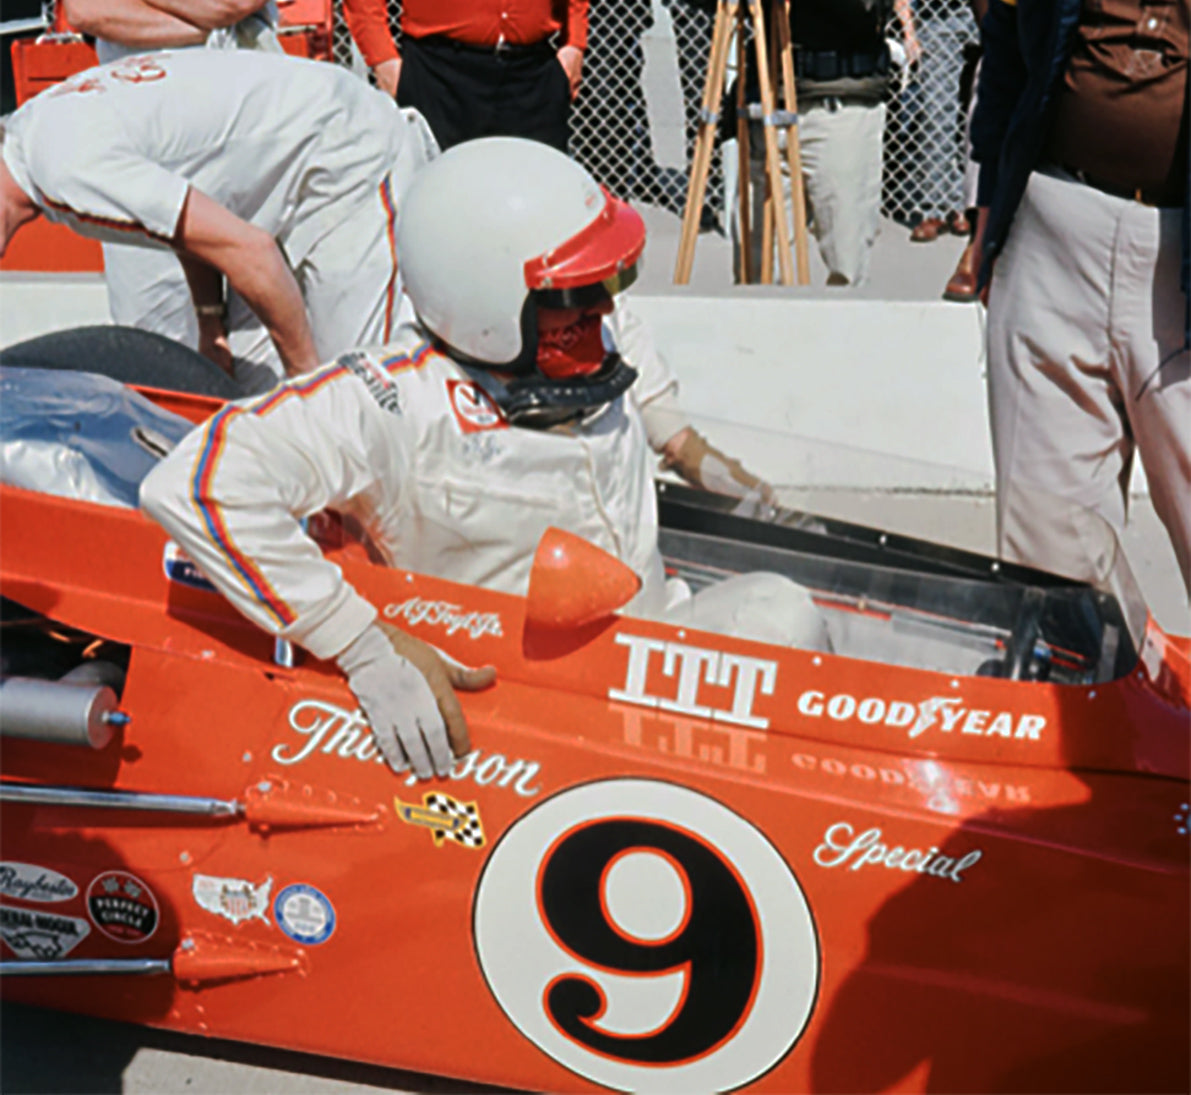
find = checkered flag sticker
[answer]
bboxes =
[426,792,486,848]
[394,792,486,850]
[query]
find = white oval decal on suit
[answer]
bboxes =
[473,779,819,1092]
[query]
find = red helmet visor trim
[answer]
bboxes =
[523,187,646,292]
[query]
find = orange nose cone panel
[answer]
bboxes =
[526,527,641,630]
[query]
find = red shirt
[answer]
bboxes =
[344,0,589,68]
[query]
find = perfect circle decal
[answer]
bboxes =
[472,779,819,1092]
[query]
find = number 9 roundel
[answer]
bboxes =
[473,780,819,1092]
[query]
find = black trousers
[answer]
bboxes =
[397,34,571,152]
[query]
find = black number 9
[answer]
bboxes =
[537,818,759,1065]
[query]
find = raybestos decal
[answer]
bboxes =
[0,862,78,904]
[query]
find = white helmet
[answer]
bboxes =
[396,138,644,371]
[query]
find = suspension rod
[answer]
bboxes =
[0,781,238,817]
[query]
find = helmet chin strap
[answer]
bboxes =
[493,353,639,429]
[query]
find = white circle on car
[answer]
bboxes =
[274,883,335,946]
[473,779,819,1092]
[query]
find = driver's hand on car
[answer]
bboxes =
[335,623,496,779]
[661,427,776,506]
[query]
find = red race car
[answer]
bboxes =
[1,335,1187,1094]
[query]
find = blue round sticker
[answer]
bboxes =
[274,883,335,945]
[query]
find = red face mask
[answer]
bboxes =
[536,312,607,380]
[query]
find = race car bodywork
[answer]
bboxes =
[0,370,1188,1094]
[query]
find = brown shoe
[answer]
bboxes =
[942,240,979,302]
[946,210,972,236]
[910,216,944,243]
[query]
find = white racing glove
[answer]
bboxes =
[335,623,495,779]
[662,427,776,506]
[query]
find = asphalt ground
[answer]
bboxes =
[0,1002,508,1094]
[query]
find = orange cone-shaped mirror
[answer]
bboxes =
[526,527,641,630]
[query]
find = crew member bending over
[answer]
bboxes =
[0,49,437,386]
[60,0,283,380]
[141,139,828,782]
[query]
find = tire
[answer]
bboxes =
[0,325,247,400]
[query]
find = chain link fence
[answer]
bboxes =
[29,0,978,231]
[329,0,979,230]
[882,3,981,226]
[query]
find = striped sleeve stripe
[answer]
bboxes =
[42,198,173,244]
[252,363,347,418]
[189,406,297,629]
[381,341,433,374]
[185,358,385,628]
[380,176,399,342]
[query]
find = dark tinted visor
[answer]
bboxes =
[530,264,638,310]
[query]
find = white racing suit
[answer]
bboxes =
[608,303,688,452]
[57,48,439,391]
[140,321,829,660]
[96,9,282,384]
[105,101,438,392]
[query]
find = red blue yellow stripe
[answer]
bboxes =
[42,198,172,244]
[188,364,349,628]
[186,347,432,627]
[381,341,433,374]
[380,176,399,341]
[252,363,347,418]
[189,406,296,629]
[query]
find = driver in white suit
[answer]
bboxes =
[141,139,829,783]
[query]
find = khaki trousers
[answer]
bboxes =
[987,168,1190,597]
[731,99,885,286]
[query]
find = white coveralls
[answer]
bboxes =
[140,321,829,660]
[93,3,282,380]
[1,50,437,389]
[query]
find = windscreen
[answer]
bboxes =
[643,492,1145,687]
